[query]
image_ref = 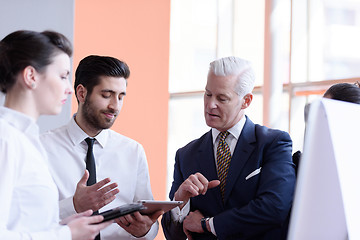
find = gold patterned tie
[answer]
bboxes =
[216,131,231,200]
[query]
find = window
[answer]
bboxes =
[290,0,360,152]
[167,0,360,193]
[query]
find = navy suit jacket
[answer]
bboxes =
[162,117,296,240]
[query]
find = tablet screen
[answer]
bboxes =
[137,200,183,215]
[99,203,145,222]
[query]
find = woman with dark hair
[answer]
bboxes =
[0,30,110,239]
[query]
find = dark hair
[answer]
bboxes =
[323,82,360,104]
[74,55,130,101]
[0,30,73,93]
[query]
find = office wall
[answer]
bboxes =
[74,2,170,239]
[0,0,74,132]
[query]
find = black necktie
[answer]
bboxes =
[85,137,97,186]
[85,138,100,240]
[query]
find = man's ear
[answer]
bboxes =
[241,93,253,109]
[76,84,87,104]
[23,66,38,89]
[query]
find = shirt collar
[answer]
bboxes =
[68,114,108,148]
[0,106,39,136]
[211,116,246,144]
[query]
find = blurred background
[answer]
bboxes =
[1,0,360,239]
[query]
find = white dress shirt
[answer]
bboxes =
[170,117,246,236]
[40,116,158,240]
[0,107,70,240]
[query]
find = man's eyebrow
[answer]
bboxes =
[101,89,114,93]
[204,89,228,97]
[101,89,126,96]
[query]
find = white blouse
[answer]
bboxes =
[0,107,70,240]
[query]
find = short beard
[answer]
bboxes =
[82,95,116,131]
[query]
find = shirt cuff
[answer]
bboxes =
[59,196,77,220]
[129,220,159,239]
[209,217,217,236]
[170,200,190,222]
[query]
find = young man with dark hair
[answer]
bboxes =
[41,55,162,240]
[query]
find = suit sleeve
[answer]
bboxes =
[214,131,296,239]
[161,150,188,240]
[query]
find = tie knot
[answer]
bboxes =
[85,137,95,147]
[219,131,230,141]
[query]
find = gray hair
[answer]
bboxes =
[209,56,255,98]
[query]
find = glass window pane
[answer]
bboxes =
[246,92,263,125]
[290,92,324,152]
[233,0,266,86]
[309,0,360,81]
[290,95,307,153]
[280,92,290,132]
[167,95,209,193]
[169,0,217,93]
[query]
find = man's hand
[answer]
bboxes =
[115,210,164,237]
[174,172,220,208]
[73,170,120,213]
[183,210,205,240]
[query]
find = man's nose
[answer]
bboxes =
[108,97,121,111]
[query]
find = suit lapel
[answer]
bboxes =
[197,130,218,181]
[197,130,224,205]
[224,117,256,202]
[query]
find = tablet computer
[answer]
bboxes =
[99,203,145,222]
[137,200,183,215]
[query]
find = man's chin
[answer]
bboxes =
[205,119,220,129]
[102,122,115,129]
[95,118,114,129]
